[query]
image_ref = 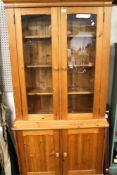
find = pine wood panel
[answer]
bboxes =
[3,0,112,8]
[16,131,27,175]
[62,128,105,175]
[16,130,60,175]
[15,8,28,119]
[12,119,109,130]
[51,8,60,119]
[21,8,51,15]
[6,9,22,119]
[27,172,55,175]
[3,0,112,2]
[96,129,106,174]
[99,7,112,118]
[4,2,112,9]
[67,170,96,174]
[93,7,103,118]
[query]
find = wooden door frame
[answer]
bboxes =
[15,7,59,120]
[60,7,104,119]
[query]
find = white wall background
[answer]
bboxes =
[0,1,15,123]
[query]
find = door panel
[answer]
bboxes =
[22,130,60,175]
[15,8,59,120]
[62,128,105,175]
[60,7,103,119]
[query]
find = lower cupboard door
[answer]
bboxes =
[62,128,106,175]
[18,130,60,175]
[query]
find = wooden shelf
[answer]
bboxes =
[12,119,109,131]
[68,64,94,68]
[24,35,51,39]
[67,32,96,38]
[68,91,93,95]
[27,89,53,96]
[26,65,52,68]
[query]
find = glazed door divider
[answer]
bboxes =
[15,8,59,120]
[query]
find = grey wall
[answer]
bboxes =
[108,6,117,105]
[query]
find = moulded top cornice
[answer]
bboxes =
[3,0,112,4]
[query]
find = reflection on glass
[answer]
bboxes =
[67,14,96,113]
[22,15,53,114]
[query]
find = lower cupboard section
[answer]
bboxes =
[15,128,106,175]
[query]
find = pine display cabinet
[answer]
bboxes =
[3,0,112,174]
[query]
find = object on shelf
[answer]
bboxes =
[113,147,117,164]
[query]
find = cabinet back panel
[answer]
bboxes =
[68,94,93,113]
[27,95,53,114]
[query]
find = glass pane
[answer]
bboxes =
[68,94,93,113]
[67,13,96,113]
[22,15,53,114]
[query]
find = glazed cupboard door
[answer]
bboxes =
[62,129,106,175]
[17,130,60,175]
[60,7,103,119]
[15,8,59,120]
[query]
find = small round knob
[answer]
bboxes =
[53,67,58,71]
[55,152,60,158]
[62,67,67,71]
[63,152,68,158]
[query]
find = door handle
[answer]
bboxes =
[62,67,67,71]
[63,152,68,158]
[53,67,59,71]
[55,152,60,158]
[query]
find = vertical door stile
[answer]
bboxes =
[60,7,68,119]
[15,9,28,119]
[62,130,68,175]
[93,7,103,118]
[54,130,61,175]
[58,7,62,120]
[6,9,22,119]
[51,7,60,120]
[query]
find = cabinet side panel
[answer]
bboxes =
[6,9,22,119]
[15,8,28,119]
[96,128,106,173]
[16,131,27,175]
[99,6,112,117]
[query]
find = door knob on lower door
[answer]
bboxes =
[55,152,60,158]
[63,152,68,158]
[62,67,67,71]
